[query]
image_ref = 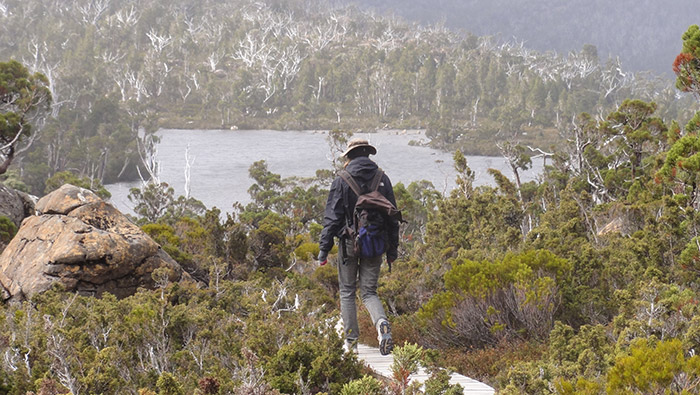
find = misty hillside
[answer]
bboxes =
[344,0,699,76]
[0,0,697,197]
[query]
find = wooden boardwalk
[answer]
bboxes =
[357,343,495,394]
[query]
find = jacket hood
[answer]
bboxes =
[345,156,378,183]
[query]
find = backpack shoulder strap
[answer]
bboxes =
[338,170,363,196]
[370,168,384,192]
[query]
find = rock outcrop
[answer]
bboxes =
[0,184,188,302]
[0,183,35,228]
[596,204,643,237]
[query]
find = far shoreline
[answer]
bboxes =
[156,127,434,147]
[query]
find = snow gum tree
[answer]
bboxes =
[0,60,51,175]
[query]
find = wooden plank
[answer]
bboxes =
[357,344,495,394]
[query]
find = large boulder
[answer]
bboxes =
[0,183,35,228]
[0,184,35,255]
[0,184,189,302]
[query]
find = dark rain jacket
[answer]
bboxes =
[319,156,400,262]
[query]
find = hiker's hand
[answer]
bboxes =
[318,250,328,266]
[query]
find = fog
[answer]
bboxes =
[344,0,699,76]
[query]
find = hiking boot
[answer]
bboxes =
[378,320,393,356]
[344,339,358,354]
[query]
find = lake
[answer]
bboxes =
[105,129,542,214]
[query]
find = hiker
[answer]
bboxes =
[317,138,400,355]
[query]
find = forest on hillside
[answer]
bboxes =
[0,0,698,197]
[345,0,700,76]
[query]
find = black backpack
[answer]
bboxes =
[339,169,402,261]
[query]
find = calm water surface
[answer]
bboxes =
[106,129,541,214]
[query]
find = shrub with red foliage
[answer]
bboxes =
[198,376,220,394]
[673,53,698,94]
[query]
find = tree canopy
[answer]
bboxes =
[0,59,50,174]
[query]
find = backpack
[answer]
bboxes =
[339,168,402,260]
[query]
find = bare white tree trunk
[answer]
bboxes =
[136,132,160,185]
[115,5,140,27]
[184,143,195,199]
[77,0,110,26]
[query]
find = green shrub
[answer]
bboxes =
[0,216,17,243]
[156,372,184,395]
[340,375,384,395]
[391,342,424,391]
[142,223,192,265]
[418,250,571,347]
[294,242,320,261]
[607,338,700,394]
[424,368,464,395]
[264,329,361,394]
[311,263,339,296]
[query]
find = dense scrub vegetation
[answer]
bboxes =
[1,0,698,196]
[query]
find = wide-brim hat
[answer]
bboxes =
[342,138,377,158]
